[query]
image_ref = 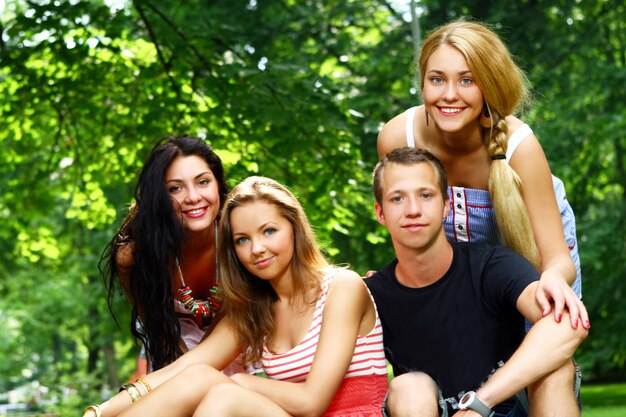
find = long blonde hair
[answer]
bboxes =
[419,20,540,269]
[218,176,329,366]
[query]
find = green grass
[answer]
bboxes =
[581,382,626,416]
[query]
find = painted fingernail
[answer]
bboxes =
[557,314,562,322]
[574,319,578,327]
[585,320,590,328]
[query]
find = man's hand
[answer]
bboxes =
[363,270,377,279]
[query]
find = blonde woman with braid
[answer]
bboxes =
[378,20,588,330]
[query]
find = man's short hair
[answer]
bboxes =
[372,147,448,205]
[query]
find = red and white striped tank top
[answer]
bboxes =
[261,269,388,382]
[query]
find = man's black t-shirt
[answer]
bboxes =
[366,242,539,413]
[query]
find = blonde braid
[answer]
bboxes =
[486,116,541,270]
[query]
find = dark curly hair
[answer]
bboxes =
[99,135,229,370]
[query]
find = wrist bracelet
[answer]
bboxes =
[83,405,102,417]
[119,383,142,402]
[135,377,152,394]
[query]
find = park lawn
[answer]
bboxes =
[581,382,626,416]
[583,407,626,417]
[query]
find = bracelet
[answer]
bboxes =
[83,405,102,417]
[119,383,142,402]
[135,377,152,394]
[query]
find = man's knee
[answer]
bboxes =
[387,372,440,417]
[390,372,438,395]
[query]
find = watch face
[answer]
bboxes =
[458,391,492,417]
[459,391,475,408]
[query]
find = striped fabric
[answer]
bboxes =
[444,177,581,298]
[446,186,500,244]
[261,270,388,383]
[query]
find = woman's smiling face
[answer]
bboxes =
[422,43,485,134]
[230,200,295,283]
[165,155,221,233]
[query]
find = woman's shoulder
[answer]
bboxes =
[325,268,368,298]
[113,241,136,295]
[503,116,542,160]
[115,241,135,270]
[377,106,423,157]
[328,267,361,283]
[504,115,530,137]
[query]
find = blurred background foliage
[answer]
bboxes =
[0,0,624,414]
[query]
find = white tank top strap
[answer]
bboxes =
[505,123,533,162]
[405,106,418,148]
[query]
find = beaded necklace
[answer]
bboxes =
[175,222,221,319]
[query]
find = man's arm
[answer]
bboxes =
[467,282,588,410]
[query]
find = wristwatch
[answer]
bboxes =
[458,391,494,417]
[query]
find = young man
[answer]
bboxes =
[366,147,588,417]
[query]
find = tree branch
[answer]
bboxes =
[140,1,227,96]
[0,20,6,56]
[132,0,183,101]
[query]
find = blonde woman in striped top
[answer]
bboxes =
[85,176,387,417]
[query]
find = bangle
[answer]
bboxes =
[135,377,152,394]
[119,383,142,402]
[83,405,102,417]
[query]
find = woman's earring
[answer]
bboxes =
[479,102,493,128]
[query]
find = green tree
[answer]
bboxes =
[0,1,624,414]
[0,0,403,412]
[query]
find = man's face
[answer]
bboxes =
[374,162,449,253]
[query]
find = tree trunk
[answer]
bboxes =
[103,340,121,388]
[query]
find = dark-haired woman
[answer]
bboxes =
[100,135,237,372]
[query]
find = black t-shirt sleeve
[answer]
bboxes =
[479,246,539,316]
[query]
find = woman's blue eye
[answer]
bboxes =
[264,228,276,236]
[235,237,248,245]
